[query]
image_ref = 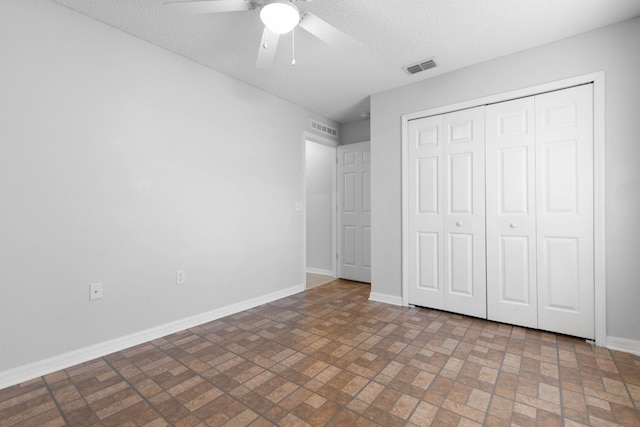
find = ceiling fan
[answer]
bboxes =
[164,0,361,68]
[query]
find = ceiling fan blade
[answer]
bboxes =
[256,26,280,68]
[164,0,251,14]
[298,12,360,52]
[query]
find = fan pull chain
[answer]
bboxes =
[291,27,296,67]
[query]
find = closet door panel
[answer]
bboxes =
[486,98,537,328]
[542,140,578,214]
[499,236,532,303]
[536,84,594,339]
[499,147,529,214]
[418,157,439,214]
[448,153,473,214]
[543,237,580,310]
[448,232,473,295]
[418,232,439,290]
[443,107,486,318]
[408,115,445,309]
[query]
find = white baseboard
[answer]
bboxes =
[369,292,403,306]
[306,268,334,277]
[0,283,305,390]
[606,336,640,356]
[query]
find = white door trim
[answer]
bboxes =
[401,72,606,346]
[303,132,338,284]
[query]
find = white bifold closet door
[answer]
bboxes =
[535,86,594,339]
[486,84,594,339]
[408,107,486,318]
[486,97,538,328]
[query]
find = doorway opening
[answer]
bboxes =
[304,137,337,289]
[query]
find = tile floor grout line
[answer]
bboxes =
[556,336,568,425]
[480,320,511,427]
[609,346,640,419]
[57,362,112,427]
[400,307,453,425]
[99,351,173,427]
[39,375,74,427]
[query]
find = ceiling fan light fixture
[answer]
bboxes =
[260,1,300,34]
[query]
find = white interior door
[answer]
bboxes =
[536,85,594,339]
[337,141,371,283]
[443,107,486,318]
[407,115,445,309]
[486,97,538,328]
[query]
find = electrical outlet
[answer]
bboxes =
[176,270,186,285]
[89,282,103,301]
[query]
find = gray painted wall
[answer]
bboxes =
[371,17,640,342]
[0,0,338,372]
[341,118,371,145]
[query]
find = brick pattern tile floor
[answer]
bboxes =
[1,280,639,426]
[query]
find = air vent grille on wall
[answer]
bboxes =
[403,58,437,75]
[310,119,338,137]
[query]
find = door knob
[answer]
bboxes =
[510,222,517,228]
[456,221,463,227]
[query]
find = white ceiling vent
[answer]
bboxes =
[310,119,338,138]
[403,58,437,75]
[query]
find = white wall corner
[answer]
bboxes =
[0,283,305,390]
[606,336,640,357]
[369,292,404,306]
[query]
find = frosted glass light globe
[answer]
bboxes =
[260,1,300,34]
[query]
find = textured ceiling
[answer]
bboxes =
[50,0,640,124]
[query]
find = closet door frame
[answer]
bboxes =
[401,72,606,346]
